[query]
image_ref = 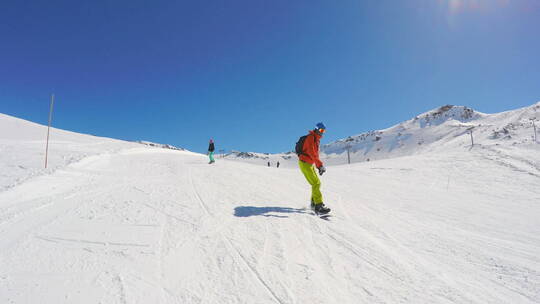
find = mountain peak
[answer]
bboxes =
[413,105,480,128]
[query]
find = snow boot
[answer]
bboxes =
[314,203,330,215]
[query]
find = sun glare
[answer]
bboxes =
[441,0,510,15]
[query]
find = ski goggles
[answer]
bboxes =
[318,128,326,133]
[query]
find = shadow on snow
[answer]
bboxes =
[234,206,307,218]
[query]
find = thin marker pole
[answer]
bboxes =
[467,126,475,148]
[533,119,537,143]
[45,94,55,168]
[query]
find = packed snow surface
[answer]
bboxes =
[1,110,539,304]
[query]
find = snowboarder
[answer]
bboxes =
[208,139,215,164]
[297,122,330,215]
[267,161,270,167]
[277,161,280,168]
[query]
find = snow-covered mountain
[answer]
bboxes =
[136,140,185,151]
[223,102,540,168]
[321,102,540,165]
[224,150,296,167]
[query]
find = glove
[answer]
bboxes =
[318,166,326,176]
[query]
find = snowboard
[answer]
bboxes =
[309,206,331,219]
[304,205,331,220]
[313,211,331,220]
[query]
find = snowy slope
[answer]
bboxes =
[1,111,539,303]
[0,113,149,191]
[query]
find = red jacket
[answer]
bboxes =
[299,130,323,168]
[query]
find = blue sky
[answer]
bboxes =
[1,0,539,153]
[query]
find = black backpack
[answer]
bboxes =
[295,135,308,156]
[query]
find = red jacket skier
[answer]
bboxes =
[298,122,330,215]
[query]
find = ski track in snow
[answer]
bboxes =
[189,159,286,303]
[477,145,540,178]
[0,146,539,303]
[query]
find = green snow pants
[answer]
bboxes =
[208,151,215,162]
[298,160,323,204]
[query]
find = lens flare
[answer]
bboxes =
[441,0,510,15]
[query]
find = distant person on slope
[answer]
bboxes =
[296,122,330,215]
[208,139,215,164]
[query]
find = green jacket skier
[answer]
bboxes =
[208,139,215,164]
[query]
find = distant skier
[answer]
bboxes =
[296,122,330,215]
[277,161,280,168]
[267,161,270,167]
[208,139,215,164]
